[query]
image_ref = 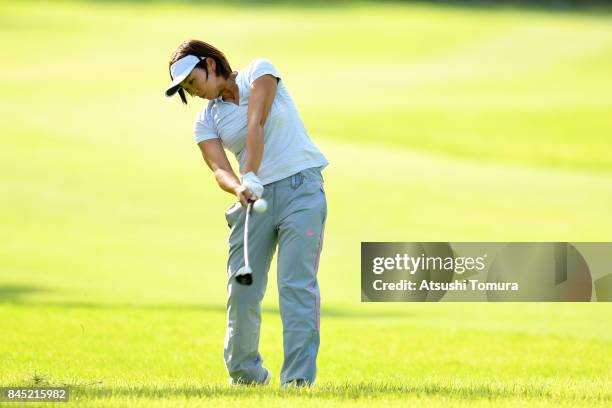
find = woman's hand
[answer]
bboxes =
[234,184,257,207]
[235,171,264,207]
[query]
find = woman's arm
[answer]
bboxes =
[197,139,255,206]
[243,74,278,175]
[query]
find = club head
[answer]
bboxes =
[235,266,253,286]
[236,273,253,286]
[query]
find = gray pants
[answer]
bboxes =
[223,166,327,386]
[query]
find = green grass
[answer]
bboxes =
[1,303,611,407]
[1,0,611,406]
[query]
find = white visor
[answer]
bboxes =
[165,55,204,97]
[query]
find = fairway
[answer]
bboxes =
[1,0,611,406]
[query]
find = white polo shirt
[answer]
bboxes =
[193,58,328,185]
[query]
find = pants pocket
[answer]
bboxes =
[301,181,326,222]
[224,202,242,228]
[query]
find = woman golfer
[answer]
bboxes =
[165,40,328,387]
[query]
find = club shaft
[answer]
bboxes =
[243,201,253,269]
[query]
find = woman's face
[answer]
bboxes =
[181,65,220,100]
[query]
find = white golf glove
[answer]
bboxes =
[241,171,264,199]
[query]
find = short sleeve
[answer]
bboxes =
[193,107,218,143]
[247,58,280,86]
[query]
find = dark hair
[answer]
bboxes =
[168,39,233,105]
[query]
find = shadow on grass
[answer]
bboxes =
[79,0,612,15]
[0,284,49,302]
[2,300,414,319]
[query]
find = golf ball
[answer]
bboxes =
[253,199,268,213]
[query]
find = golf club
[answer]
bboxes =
[235,198,267,286]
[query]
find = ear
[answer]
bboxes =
[207,57,216,72]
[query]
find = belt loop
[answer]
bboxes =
[290,173,297,189]
[290,172,305,189]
